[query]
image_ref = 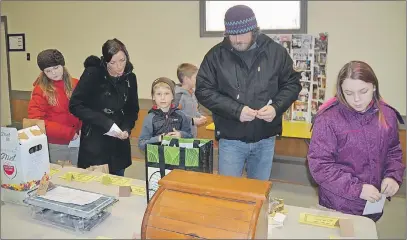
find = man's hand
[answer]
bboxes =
[193,116,207,126]
[240,106,257,122]
[381,177,399,197]
[256,105,276,122]
[166,128,182,138]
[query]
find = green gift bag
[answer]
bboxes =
[144,136,213,202]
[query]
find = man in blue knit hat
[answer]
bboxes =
[195,5,301,181]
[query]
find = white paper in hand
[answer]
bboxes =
[68,137,80,148]
[363,194,386,215]
[104,123,123,137]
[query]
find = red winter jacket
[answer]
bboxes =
[28,78,82,145]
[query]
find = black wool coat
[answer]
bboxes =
[69,55,140,173]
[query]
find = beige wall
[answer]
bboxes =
[1,20,11,126]
[1,1,406,114]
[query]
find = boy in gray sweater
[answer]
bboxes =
[174,63,207,137]
[138,77,193,151]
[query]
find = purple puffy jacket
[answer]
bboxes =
[307,98,405,222]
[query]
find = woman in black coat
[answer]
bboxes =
[69,38,139,176]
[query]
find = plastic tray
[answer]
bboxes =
[24,184,118,219]
[29,205,111,232]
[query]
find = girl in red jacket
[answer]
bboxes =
[28,49,81,165]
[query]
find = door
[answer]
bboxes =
[1,19,11,126]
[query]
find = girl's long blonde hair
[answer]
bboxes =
[35,66,74,106]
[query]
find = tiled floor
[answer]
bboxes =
[125,161,406,239]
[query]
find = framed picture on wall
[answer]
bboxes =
[7,33,25,51]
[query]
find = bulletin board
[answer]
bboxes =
[269,32,329,138]
[206,33,329,139]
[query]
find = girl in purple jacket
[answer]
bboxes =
[308,61,405,222]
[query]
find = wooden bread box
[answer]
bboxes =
[141,170,272,239]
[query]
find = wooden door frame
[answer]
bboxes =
[1,15,13,123]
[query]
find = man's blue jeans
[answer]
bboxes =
[112,169,125,177]
[218,136,276,180]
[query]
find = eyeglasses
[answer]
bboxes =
[44,66,61,74]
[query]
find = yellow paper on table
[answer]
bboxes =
[96,236,112,239]
[65,173,74,181]
[59,172,96,183]
[299,213,339,228]
[94,174,132,186]
[50,167,60,176]
[102,175,112,185]
[206,122,215,130]
[130,185,146,196]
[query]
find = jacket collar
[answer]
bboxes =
[149,104,177,115]
[311,97,405,130]
[221,33,270,54]
[101,59,134,82]
[311,98,377,130]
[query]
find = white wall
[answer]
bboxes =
[1,1,405,114]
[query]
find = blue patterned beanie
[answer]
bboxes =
[224,5,257,35]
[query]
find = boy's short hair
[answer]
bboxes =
[151,77,176,97]
[176,63,198,84]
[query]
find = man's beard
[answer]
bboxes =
[230,38,255,52]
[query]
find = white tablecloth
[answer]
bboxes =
[1,165,377,239]
[1,165,147,239]
[271,205,378,239]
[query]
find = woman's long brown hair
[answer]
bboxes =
[336,60,387,128]
[35,66,74,106]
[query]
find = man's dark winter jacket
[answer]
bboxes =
[195,33,301,143]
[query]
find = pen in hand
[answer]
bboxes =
[382,185,391,202]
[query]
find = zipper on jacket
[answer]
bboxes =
[251,51,267,71]
[234,65,240,100]
[164,112,170,134]
[229,48,244,99]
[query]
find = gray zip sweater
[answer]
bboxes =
[173,85,203,137]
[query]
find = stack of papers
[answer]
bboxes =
[38,186,102,205]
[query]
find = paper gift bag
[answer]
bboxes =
[1,125,50,205]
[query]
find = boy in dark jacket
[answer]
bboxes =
[138,77,193,151]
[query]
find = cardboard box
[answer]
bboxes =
[1,125,50,205]
[22,118,46,134]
